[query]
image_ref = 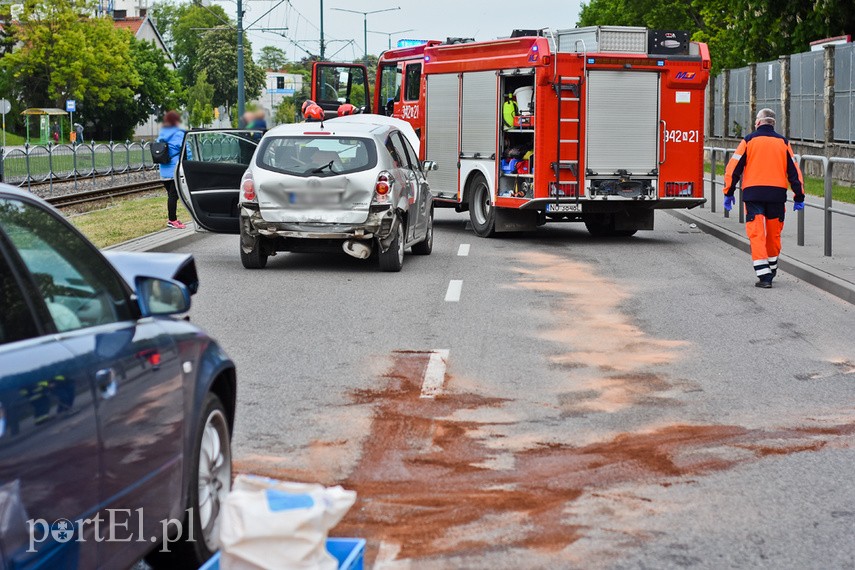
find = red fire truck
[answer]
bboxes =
[311,27,710,237]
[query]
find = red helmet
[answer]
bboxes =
[337,103,358,117]
[301,99,316,114]
[303,103,325,122]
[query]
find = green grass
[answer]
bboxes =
[704,162,855,204]
[69,195,190,248]
[0,131,26,145]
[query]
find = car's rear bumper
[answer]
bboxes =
[242,206,396,240]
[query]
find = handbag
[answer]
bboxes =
[150,141,172,164]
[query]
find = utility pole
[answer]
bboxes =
[332,6,399,64]
[320,0,325,60]
[368,28,415,51]
[237,0,245,124]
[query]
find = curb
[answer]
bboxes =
[105,224,210,253]
[668,210,855,306]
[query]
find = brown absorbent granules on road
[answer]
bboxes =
[234,252,855,565]
[321,351,855,563]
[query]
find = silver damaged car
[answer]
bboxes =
[177,116,435,272]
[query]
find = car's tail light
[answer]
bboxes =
[374,171,391,204]
[241,171,256,201]
[665,182,693,197]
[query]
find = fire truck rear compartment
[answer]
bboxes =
[585,70,660,201]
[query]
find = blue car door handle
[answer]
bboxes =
[95,368,118,400]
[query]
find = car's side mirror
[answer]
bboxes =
[422,160,438,172]
[135,276,191,317]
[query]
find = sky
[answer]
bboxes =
[212,0,585,61]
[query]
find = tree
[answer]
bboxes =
[168,2,231,87]
[1,0,141,138]
[149,0,182,52]
[104,36,182,137]
[186,70,214,128]
[258,46,288,71]
[194,27,266,109]
[273,96,296,125]
[578,0,855,73]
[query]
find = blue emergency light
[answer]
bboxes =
[397,39,429,48]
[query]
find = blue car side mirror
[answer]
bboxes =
[135,276,191,317]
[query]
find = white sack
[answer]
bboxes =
[219,475,356,570]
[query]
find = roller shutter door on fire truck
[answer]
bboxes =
[425,73,460,199]
[586,70,660,175]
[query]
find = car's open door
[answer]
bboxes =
[311,62,371,118]
[177,129,261,233]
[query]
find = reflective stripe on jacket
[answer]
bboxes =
[723,125,805,203]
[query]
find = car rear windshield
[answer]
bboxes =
[256,136,377,177]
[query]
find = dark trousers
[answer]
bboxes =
[163,178,178,221]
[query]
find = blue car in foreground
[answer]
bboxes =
[0,186,236,569]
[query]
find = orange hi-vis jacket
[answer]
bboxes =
[723,125,805,203]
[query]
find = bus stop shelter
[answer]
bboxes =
[21,108,68,144]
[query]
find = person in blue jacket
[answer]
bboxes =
[158,110,188,229]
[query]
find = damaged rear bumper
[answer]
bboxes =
[240,205,402,256]
[242,205,396,240]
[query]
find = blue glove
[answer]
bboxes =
[793,201,804,212]
[723,195,735,212]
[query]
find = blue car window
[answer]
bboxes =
[0,198,133,332]
[0,248,39,345]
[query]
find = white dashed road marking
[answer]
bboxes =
[457,243,470,256]
[420,349,450,398]
[445,280,463,302]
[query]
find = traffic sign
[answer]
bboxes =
[0,99,10,115]
[66,100,76,113]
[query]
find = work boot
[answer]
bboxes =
[755,275,773,289]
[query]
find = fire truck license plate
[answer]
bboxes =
[546,203,582,213]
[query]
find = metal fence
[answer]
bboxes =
[834,43,855,143]
[713,74,725,137]
[711,42,855,144]
[727,67,751,137]
[755,60,781,124]
[790,50,824,141]
[704,146,855,257]
[0,141,158,191]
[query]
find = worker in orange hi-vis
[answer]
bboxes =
[722,109,806,289]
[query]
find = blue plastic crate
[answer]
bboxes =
[198,538,366,570]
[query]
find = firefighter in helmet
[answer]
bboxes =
[337,103,359,117]
[723,108,805,288]
[303,103,325,123]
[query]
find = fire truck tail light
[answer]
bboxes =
[665,182,693,197]
[241,171,256,201]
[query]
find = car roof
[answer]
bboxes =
[263,121,393,140]
[328,115,420,153]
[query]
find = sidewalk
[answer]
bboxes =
[669,177,855,304]
[105,222,207,253]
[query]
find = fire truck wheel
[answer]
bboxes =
[469,174,495,237]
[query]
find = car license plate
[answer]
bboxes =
[546,203,582,213]
[289,192,341,207]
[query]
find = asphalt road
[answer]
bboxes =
[172,209,855,569]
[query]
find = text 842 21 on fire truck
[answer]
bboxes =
[311,27,711,237]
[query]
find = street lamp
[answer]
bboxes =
[331,6,400,63]
[368,28,415,51]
